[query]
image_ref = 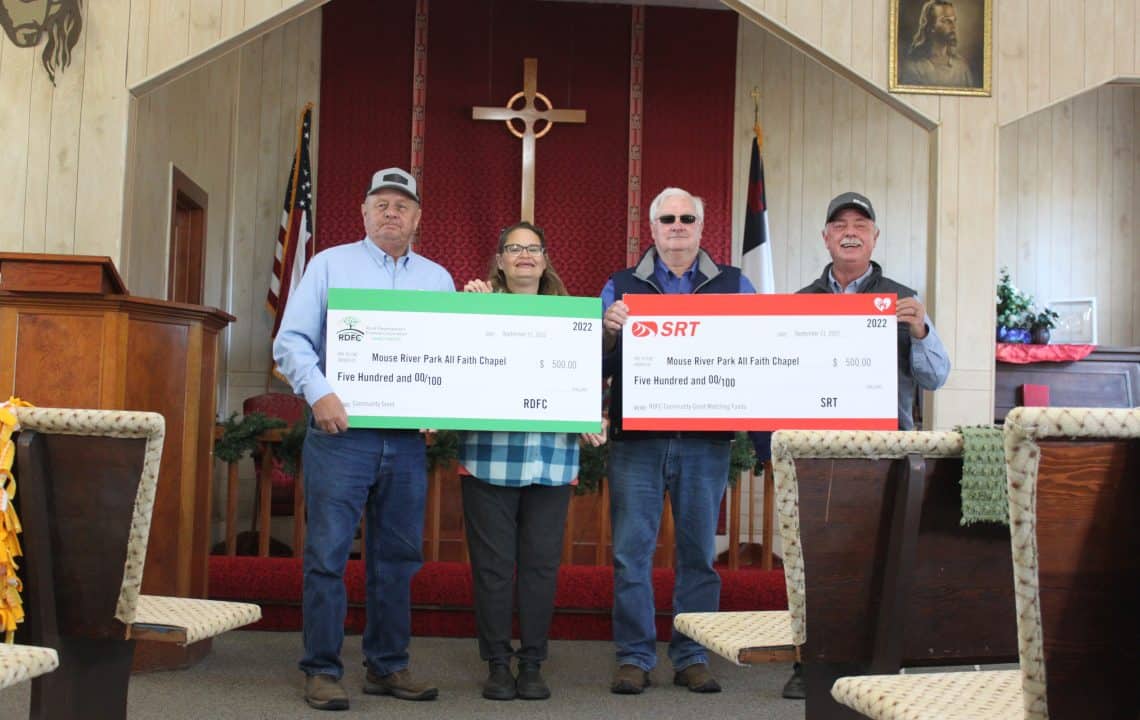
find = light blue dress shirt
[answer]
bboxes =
[273,238,455,405]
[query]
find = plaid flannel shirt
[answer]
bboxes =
[458,430,579,487]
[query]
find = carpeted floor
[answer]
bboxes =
[0,632,806,720]
[208,557,789,639]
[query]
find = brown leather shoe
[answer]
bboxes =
[610,664,650,694]
[363,668,439,701]
[304,673,349,711]
[672,663,721,693]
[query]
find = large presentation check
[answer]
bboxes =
[621,293,899,430]
[326,289,602,432]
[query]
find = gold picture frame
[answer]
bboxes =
[889,0,992,96]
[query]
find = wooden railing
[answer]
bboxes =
[216,429,774,570]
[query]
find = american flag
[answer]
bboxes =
[268,104,315,364]
[741,122,775,294]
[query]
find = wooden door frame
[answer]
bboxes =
[168,166,208,305]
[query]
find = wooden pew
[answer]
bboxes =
[773,430,1017,719]
[13,408,261,720]
[677,431,1017,716]
[832,407,1140,719]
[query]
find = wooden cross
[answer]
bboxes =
[472,58,586,222]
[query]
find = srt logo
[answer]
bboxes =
[629,320,701,337]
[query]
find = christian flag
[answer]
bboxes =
[267,103,315,352]
[741,124,775,293]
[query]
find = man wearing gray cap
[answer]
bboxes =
[274,168,454,710]
[780,191,950,699]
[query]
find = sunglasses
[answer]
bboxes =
[656,214,698,225]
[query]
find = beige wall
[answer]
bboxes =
[731,0,1140,429]
[0,0,324,262]
[998,84,1140,347]
[125,11,321,417]
[733,21,931,299]
[2,0,1139,432]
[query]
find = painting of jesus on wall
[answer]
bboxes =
[889,0,991,96]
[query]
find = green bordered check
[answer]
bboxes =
[327,289,602,432]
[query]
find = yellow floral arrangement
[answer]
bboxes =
[0,397,32,642]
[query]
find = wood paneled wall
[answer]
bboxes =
[732,21,931,298]
[998,85,1140,347]
[125,11,322,417]
[3,0,1140,431]
[0,0,321,262]
[732,0,1140,429]
[224,13,322,409]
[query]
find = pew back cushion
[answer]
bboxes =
[1004,407,1140,720]
[15,407,164,629]
[770,429,965,649]
[15,408,261,644]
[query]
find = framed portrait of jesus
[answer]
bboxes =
[889,0,992,96]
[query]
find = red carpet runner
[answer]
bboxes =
[209,557,787,640]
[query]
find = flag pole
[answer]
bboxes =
[267,102,317,389]
[751,86,762,147]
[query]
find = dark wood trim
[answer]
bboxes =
[869,454,925,673]
[168,166,208,306]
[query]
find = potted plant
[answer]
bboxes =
[995,267,1032,343]
[1029,306,1059,345]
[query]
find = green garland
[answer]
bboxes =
[728,431,757,486]
[218,422,757,494]
[214,412,287,463]
[426,429,460,472]
[214,411,308,475]
[575,440,607,495]
[274,416,308,476]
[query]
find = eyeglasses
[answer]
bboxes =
[501,244,545,256]
[656,214,698,225]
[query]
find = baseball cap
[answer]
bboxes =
[826,191,875,223]
[366,167,420,204]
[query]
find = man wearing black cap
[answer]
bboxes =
[780,191,951,699]
[274,167,454,710]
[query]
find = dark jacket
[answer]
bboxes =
[798,261,921,429]
[604,247,743,441]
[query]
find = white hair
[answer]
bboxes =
[648,187,704,223]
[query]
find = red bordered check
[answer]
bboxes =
[620,293,899,431]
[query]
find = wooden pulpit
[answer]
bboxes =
[0,252,234,670]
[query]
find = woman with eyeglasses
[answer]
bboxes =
[458,221,607,702]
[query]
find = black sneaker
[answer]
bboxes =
[516,662,551,700]
[482,663,516,701]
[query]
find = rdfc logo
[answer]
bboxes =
[629,320,700,338]
[337,316,364,342]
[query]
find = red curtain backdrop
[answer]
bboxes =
[639,7,738,266]
[316,0,737,296]
[316,0,416,249]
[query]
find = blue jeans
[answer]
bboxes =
[298,426,426,679]
[609,437,730,671]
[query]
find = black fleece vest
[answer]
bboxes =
[605,252,742,441]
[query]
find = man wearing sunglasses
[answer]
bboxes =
[599,187,756,696]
